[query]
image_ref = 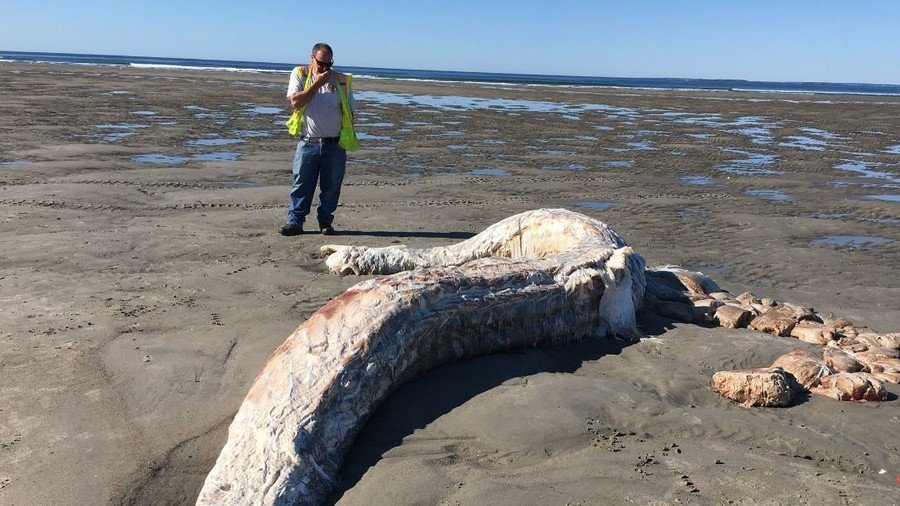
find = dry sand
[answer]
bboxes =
[0,62,898,505]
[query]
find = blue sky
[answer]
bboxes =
[2,1,898,84]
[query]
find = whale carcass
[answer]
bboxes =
[197,209,897,505]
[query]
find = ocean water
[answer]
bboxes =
[2,51,900,95]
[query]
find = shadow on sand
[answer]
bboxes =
[327,331,636,503]
[328,230,476,240]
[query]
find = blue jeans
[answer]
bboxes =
[286,140,347,226]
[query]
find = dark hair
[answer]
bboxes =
[311,43,333,58]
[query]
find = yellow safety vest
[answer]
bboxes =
[285,66,359,151]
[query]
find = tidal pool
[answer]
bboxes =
[833,160,899,184]
[246,106,283,115]
[746,189,792,201]
[602,161,633,168]
[779,135,828,151]
[718,148,782,175]
[357,133,393,141]
[575,201,617,211]
[231,130,272,138]
[863,194,900,202]
[468,168,509,176]
[101,132,136,142]
[186,138,244,147]
[812,236,892,248]
[193,152,240,162]
[681,175,717,185]
[132,154,188,164]
[93,123,148,129]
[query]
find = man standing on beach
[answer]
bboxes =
[280,42,355,236]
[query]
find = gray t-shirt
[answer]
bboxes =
[286,69,355,138]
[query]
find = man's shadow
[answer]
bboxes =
[327,334,634,504]
[331,230,476,240]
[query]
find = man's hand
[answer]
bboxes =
[289,91,304,109]
[311,70,332,89]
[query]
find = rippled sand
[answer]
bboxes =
[1,62,898,505]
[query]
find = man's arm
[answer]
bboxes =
[287,67,332,110]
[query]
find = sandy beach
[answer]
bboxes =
[1,61,898,505]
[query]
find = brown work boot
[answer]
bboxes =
[279,223,304,236]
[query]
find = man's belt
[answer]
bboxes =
[302,136,339,144]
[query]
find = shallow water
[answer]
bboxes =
[833,160,900,184]
[813,212,855,219]
[863,194,900,202]
[811,235,892,248]
[625,141,656,151]
[193,112,228,120]
[93,123,148,129]
[745,189,792,201]
[602,161,633,168]
[231,130,272,138]
[132,110,156,116]
[186,138,243,147]
[543,163,589,170]
[468,168,509,176]
[0,160,28,167]
[718,148,782,175]
[101,132,136,142]
[681,175,717,185]
[132,153,187,164]
[732,126,774,144]
[858,217,900,224]
[357,133,393,141]
[355,90,637,118]
[246,106,282,115]
[193,152,240,162]
[884,145,900,154]
[575,201,617,211]
[798,127,844,140]
[779,135,828,151]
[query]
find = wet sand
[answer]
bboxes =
[0,62,898,505]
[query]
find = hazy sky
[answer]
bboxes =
[2,0,898,84]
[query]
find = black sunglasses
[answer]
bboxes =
[314,58,333,68]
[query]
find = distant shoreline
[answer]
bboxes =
[3,49,900,96]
